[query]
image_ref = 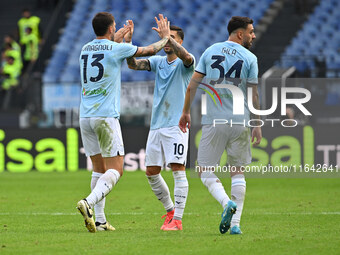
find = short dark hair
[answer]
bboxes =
[170,25,184,40]
[92,12,115,36]
[227,16,253,35]
[5,34,15,40]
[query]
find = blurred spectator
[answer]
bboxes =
[2,42,23,72]
[1,35,22,109]
[17,8,42,45]
[22,27,39,72]
[3,34,21,53]
[0,56,20,108]
[1,56,20,89]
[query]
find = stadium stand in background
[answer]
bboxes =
[40,0,275,127]
[1,0,339,128]
[279,0,340,78]
[276,0,340,107]
[42,0,274,83]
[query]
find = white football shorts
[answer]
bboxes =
[80,117,124,157]
[145,126,189,167]
[197,124,251,167]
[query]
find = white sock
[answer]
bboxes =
[91,172,106,224]
[147,174,174,212]
[86,169,120,208]
[201,171,230,208]
[173,171,189,220]
[231,174,246,228]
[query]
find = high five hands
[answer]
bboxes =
[152,14,170,39]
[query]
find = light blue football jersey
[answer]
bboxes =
[79,39,137,118]
[149,55,195,130]
[195,41,258,125]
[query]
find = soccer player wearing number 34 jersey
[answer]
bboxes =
[179,16,262,235]
[127,19,195,231]
[76,12,171,233]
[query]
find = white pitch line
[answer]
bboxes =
[0,212,339,216]
[260,212,340,215]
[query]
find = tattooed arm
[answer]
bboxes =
[134,37,169,57]
[168,37,193,66]
[127,38,169,70]
[127,58,151,70]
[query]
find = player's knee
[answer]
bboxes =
[146,166,161,176]
[145,169,153,176]
[171,163,185,171]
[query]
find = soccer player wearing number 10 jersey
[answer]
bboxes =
[179,16,262,235]
[76,12,171,233]
[127,21,195,231]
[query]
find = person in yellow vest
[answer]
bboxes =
[22,27,39,72]
[1,56,20,90]
[3,34,21,53]
[0,56,20,109]
[17,8,42,45]
[2,43,23,72]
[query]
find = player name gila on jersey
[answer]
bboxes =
[222,47,237,56]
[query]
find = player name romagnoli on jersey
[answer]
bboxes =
[82,44,113,52]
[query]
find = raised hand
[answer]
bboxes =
[114,25,131,43]
[124,20,134,43]
[152,14,170,39]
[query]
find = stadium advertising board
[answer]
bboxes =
[190,125,339,177]
[0,126,339,173]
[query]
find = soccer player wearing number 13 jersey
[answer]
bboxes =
[179,16,262,235]
[76,12,171,233]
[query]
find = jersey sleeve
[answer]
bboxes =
[195,49,208,75]
[247,57,258,85]
[148,56,162,72]
[183,53,195,73]
[117,43,138,60]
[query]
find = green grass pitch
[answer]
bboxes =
[0,171,339,254]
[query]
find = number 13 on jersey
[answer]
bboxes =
[81,54,105,83]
